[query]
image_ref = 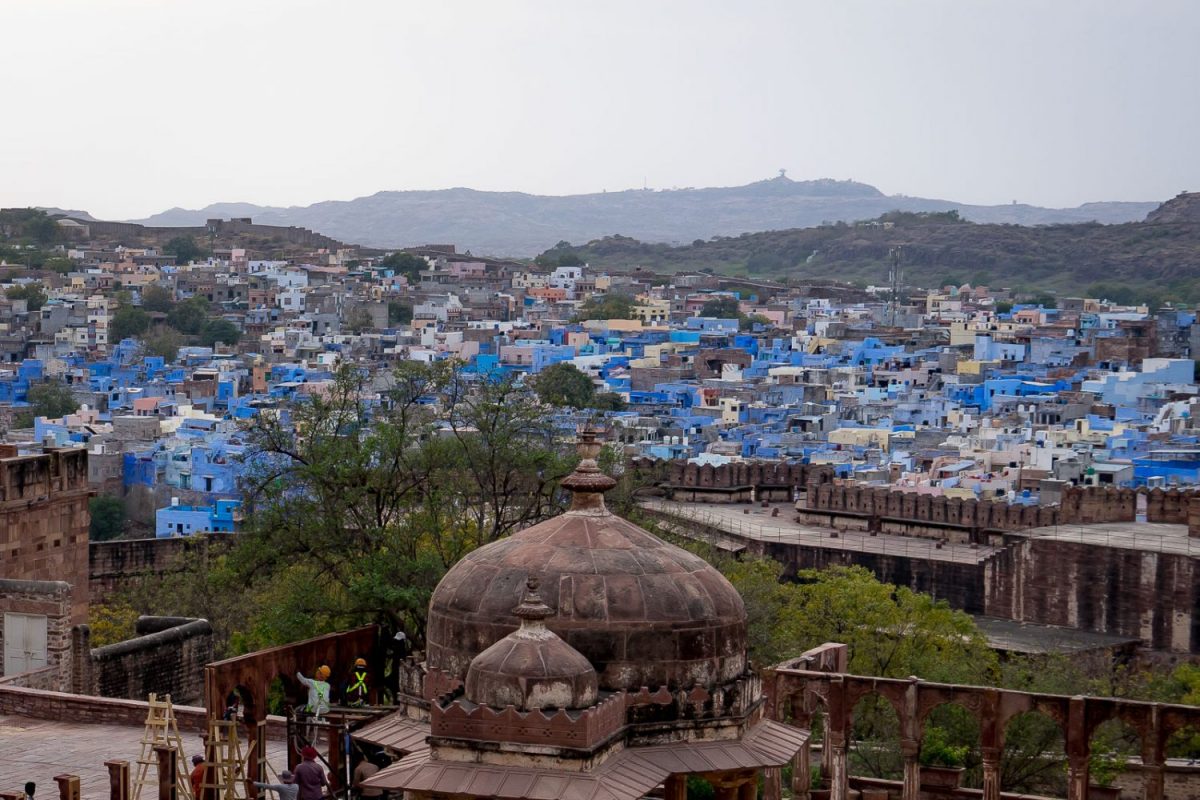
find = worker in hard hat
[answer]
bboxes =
[343,657,371,708]
[296,665,332,745]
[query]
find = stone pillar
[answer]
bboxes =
[1066,696,1089,800]
[154,746,178,800]
[762,768,782,800]
[900,740,920,800]
[828,730,848,800]
[1066,753,1089,800]
[53,775,80,800]
[105,761,130,800]
[1142,764,1164,800]
[792,742,812,800]
[791,694,813,800]
[981,747,1001,800]
[664,775,687,800]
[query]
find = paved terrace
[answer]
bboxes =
[1023,521,1200,556]
[0,715,288,800]
[640,499,1002,564]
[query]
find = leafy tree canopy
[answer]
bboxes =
[5,283,47,311]
[14,380,79,427]
[573,293,635,322]
[379,251,428,280]
[89,495,125,542]
[110,306,151,341]
[164,236,206,265]
[200,318,241,348]
[700,295,740,318]
[167,296,210,334]
[141,284,175,313]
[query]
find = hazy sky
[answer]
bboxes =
[3,0,1198,220]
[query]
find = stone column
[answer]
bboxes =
[791,695,813,800]
[900,739,920,800]
[981,747,1001,800]
[828,730,848,800]
[762,768,782,800]
[664,774,687,800]
[53,775,80,800]
[105,761,130,800]
[1142,763,1164,800]
[1066,754,1089,800]
[154,746,178,800]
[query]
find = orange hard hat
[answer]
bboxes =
[316,665,331,680]
[354,658,367,668]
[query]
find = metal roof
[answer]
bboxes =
[363,718,807,800]
[352,712,431,755]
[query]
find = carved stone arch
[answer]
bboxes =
[844,679,908,726]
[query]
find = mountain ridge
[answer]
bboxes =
[129,176,1159,256]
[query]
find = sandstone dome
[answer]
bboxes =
[464,577,599,711]
[426,432,748,691]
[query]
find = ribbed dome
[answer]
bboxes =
[426,431,748,691]
[464,578,599,711]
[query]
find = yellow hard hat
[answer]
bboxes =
[316,665,331,680]
[354,658,367,668]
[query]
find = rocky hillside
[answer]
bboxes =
[132,176,1158,256]
[548,199,1200,303]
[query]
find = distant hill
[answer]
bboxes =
[547,194,1200,303]
[132,176,1159,256]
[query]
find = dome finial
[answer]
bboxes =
[513,576,551,623]
[560,426,617,512]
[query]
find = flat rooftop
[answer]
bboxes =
[971,615,1141,655]
[0,715,288,800]
[1021,521,1200,557]
[641,500,1001,565]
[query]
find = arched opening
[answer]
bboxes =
[1088,718,1142,792]
[1166,722,1200,762]
[1001,710,1066,796]
[921,703,981,789]
[849,692,903,781]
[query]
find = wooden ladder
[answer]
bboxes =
[131,693,193,800]
[202,719,248,800]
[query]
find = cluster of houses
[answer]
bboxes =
[3,222,1200,537]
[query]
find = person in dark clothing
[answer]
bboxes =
[343,657,371,707]
[294,746,329,800]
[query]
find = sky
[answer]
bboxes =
[2,0,1198,220]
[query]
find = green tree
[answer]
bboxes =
[739,313,772,331]
[89,495,126,541]
[345,307,375,334]
[379,252,428,281]
[5,283,47,311]
[164,236,205,265]
[141,328,183,362]
[700,296,740,318]
[226,363,573,647]
[167,296,210,334]
[534,362,596,408]
[14,380,79,426]
[200,318,241,347]
[27,214,60,246]
[141,285,175,313]
[573,293,635,321]
[110,306,151,341]
[388,301,413,326]
[44,257,75,275]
